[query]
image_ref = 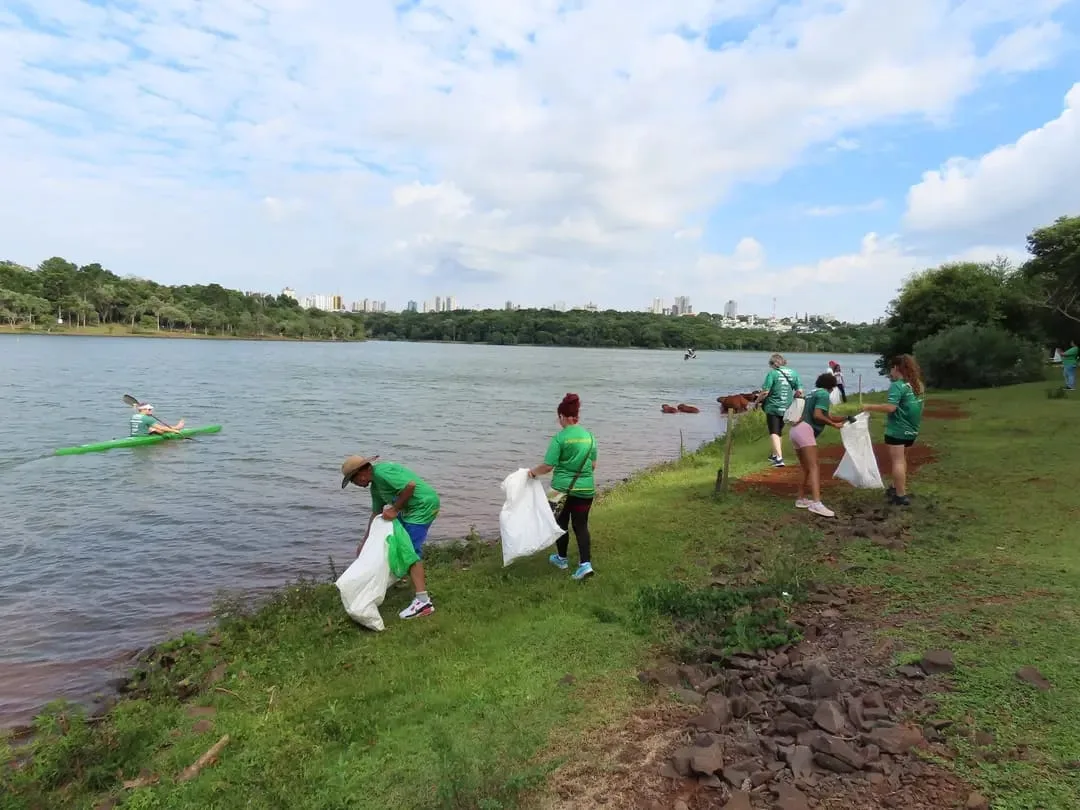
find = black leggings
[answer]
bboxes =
[837,384,847,403]
[556,496,593,564]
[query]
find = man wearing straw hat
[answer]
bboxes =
[341,455,441,620]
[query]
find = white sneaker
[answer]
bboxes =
[399,598,435,619]
[795,498,812,509]
[808,501,835,518]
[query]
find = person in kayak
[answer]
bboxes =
[129,403,184,436]
[342,455,441,620]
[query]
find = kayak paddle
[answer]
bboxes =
[122,393,191,437]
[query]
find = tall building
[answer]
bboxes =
[406,300,418,312]
[649,298,664,314]
[724,300,738,318]
[446,295,458,312]
[673,296,692,316]
[281,287,297,301]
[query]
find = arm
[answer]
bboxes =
[528,464,553,478]
[862,403,897,414]
[815,408,848,429]
[381,481,416,520]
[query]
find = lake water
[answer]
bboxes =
[0,335,887,726]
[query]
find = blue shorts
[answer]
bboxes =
[400,520,432,557]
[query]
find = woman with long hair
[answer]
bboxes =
[529,393,598,580]
[863,354,925,506]
[788,373,850,517]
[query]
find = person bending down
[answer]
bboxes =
[342,455,441,619]
[788,373,850,518]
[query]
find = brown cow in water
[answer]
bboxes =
[676,403,700,414]
[661,404,678,413]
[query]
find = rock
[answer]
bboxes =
[672,687,706,706]
[727,654,759,671]
[919,649,955,675]
[751,769,774,786]
[966,792,989,810]
[840,630,860,648]
[773,714,812,736]
[678,664,709,690]
[867,725,923,755]
[782,745,815,780]
[814,752,858,773]
[1016,666,1052,690]
[706,694,733,724]
[810,734,865,770]
[723,767,749,788]
[699,773,724,789]
[690,711,727,732]
[185,705,216,718]
[670,746,695,776]
[674,801,690,810]
[780,696,817,718]
[690,742,725,776]
[974,731,995,747]
[774,782,810,810]
[659,761,683,779]
[813,700,848,734]
[191,719,214,734]
[810,674,842,699]
[638,666,681,687]
[723,791,752,810]
[896,664,926,679]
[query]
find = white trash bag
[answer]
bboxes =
[499,468,564,566]
[829,387,843,406]
[834,413,884,489]
[335,517,395,631]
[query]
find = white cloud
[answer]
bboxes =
[0,0,1073,319]
[904,82,1080,242]
[804,199,886,217]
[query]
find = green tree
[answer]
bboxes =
[1023,214,1080,338]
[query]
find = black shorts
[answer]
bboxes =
[884,435,916,447]
[766,413,785,436]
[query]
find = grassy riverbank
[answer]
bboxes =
[3,383,1079,809]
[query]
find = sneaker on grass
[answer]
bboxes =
[808,501,835,518]
[572,562,594,580]
[549,553,569,570]
[795,498,812,509]
[399,597,435,620]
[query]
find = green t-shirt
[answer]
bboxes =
[129,413,156,437]
[1063,346,1079,369]
[544,425,597,497]
[801,388,832,437]
[370,463,440,526]
[884,380,923,440]
[761,367,802,417]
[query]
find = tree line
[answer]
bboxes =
[0,258,362,340]
[0,256,888,351]
[360,309,885,352]
[876,214,1080,389]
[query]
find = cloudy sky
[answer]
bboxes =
[1,0,1079,321]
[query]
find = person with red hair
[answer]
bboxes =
[529,393,598,580]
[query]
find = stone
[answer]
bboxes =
[690,742,725,776]
[780,696,817,718]
[699,774,724,789]
[814,752,858,773]
[862,690,884,708]
[638,666,681,687]
[191,719,214,734]
[896,665,925,679]
[966,791,989,810]
[840,630,860,648]
[1016,666,1052,690]
[774,783,810,810]
[773,714,812,736]
[679,664,710,689]
[672,687,706,706]
[974,731,996,747]
[723,766,749,788]
[810,734,865,770]
[867,725,923,756]
[810,674,842,699]
[706,693,733,723]
[919,649,956,675]
[670,746,695,776]
[782,745,815,780]
[813,700,848,735]
[723,791,752,810]
[674,801,690,810]
[659,761,683,779]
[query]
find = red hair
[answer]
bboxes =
[557,393,581,419]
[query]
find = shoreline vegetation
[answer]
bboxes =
[4,379,1080,809]
[2,257,887,352]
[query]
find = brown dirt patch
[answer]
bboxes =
[540,588,983,810]
[734,444,938,497]
[923,401,968,420]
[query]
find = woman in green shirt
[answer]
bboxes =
[863,354,925,507]
[529,393,598,581]
[1061,339,1078,390]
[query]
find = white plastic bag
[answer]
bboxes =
[335,517,395,631]
[499,469,564,566]
[783,395,805,424]
[834,413,884,489]
[829,387,842,406]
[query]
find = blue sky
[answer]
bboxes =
[1,0,1078,321]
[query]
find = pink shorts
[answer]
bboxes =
[789,421,817,450]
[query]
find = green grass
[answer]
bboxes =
[4,386,1080,809]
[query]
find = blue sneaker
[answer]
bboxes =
[572,562,595,580]
[549,553,569,570]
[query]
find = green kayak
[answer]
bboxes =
[54,425,223,456]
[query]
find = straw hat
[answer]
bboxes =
[340,455,379,488]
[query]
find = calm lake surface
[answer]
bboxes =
[0,335,887,726]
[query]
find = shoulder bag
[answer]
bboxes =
[549,437,595,522]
